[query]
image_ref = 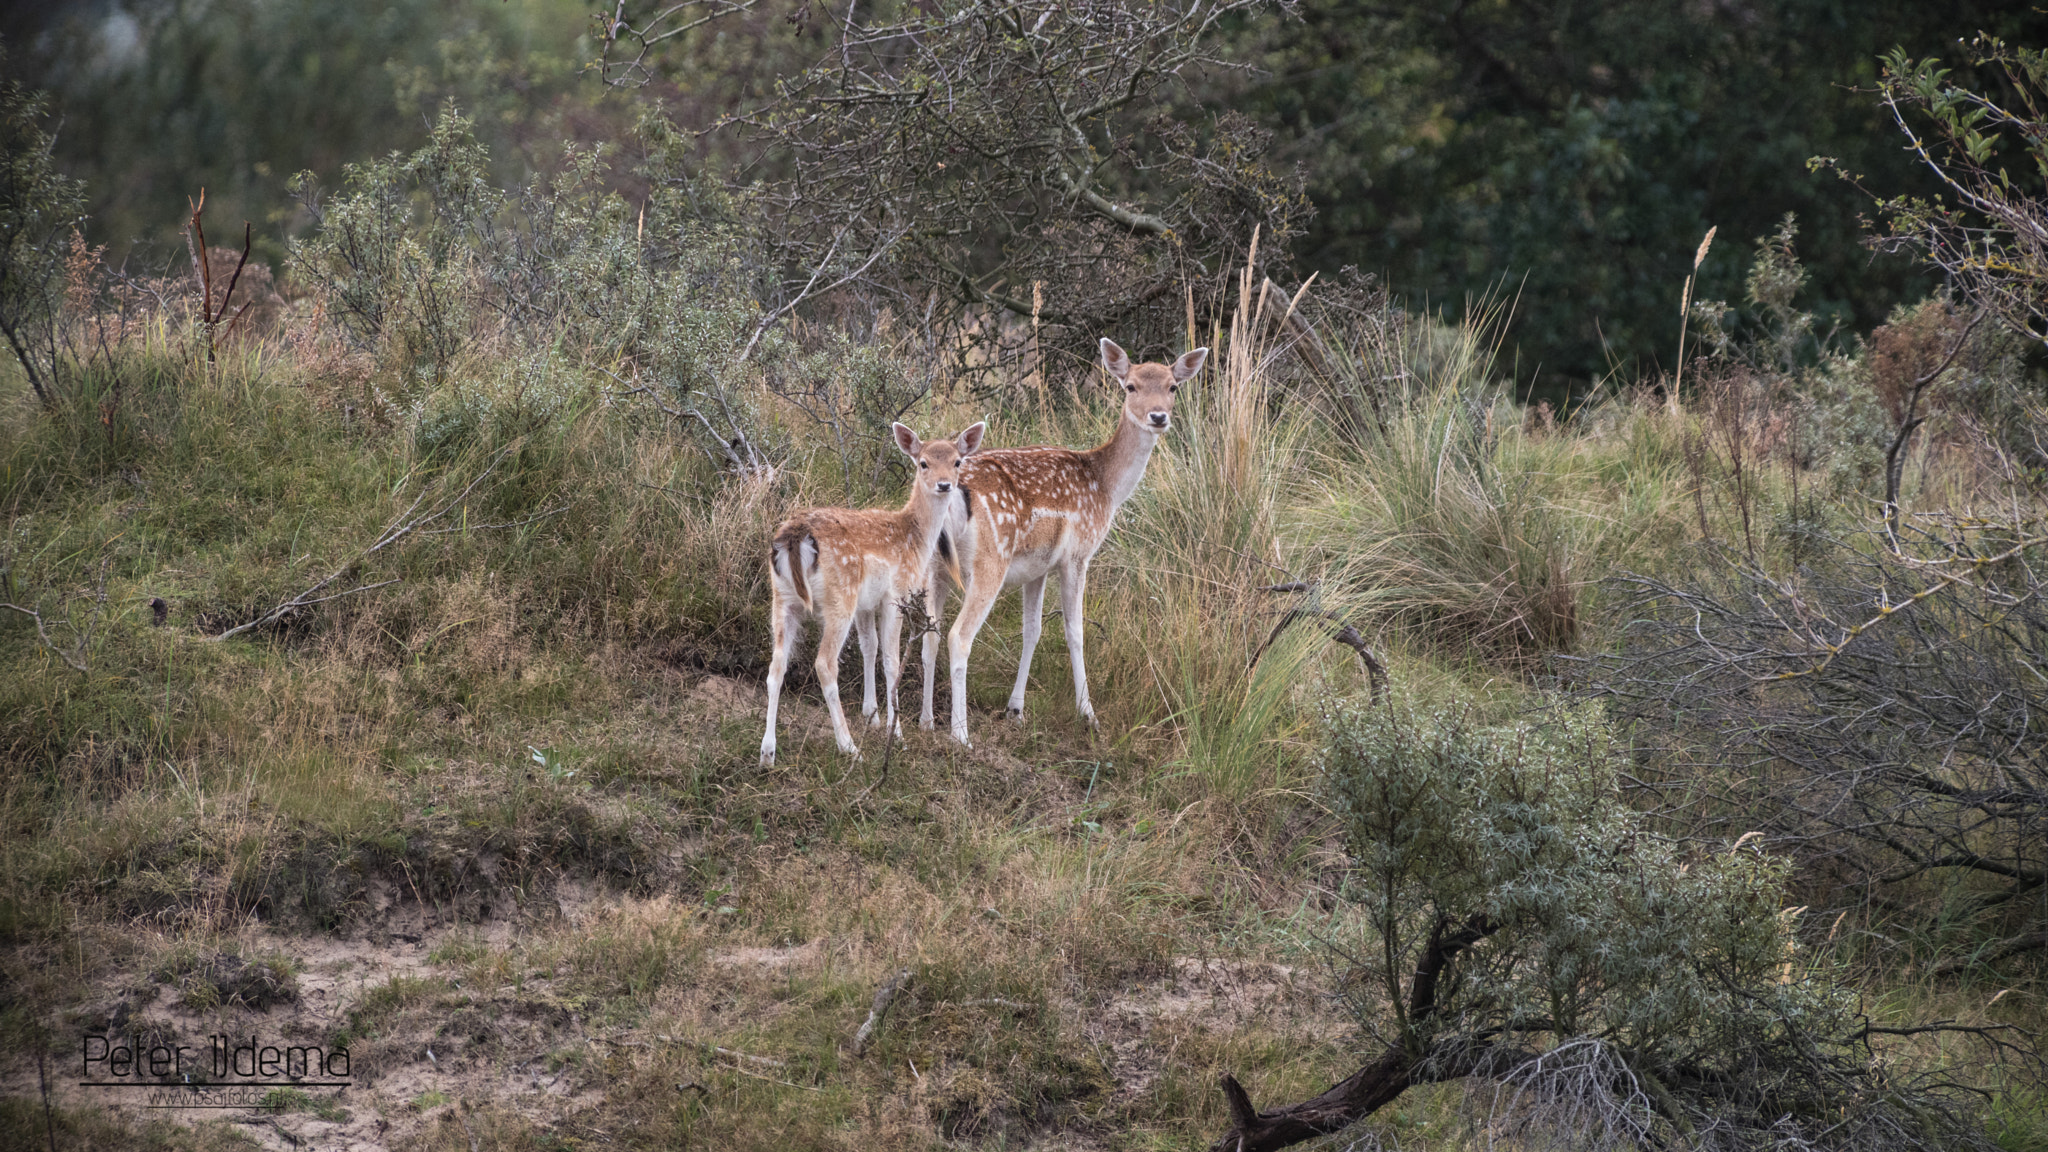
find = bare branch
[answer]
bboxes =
[1,553,112,673]
[210,449,534,641]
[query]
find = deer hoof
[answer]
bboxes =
[759,743,777,767]
[1004,707,1025,723]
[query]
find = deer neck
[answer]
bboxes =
[1090,410,1162,510]
[899,485,953,560]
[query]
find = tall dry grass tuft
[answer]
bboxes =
[1311,299,1605,672]
[1090,243,1336,805]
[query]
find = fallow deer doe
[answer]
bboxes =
[920,338,1207,745]
[761,421,985,766]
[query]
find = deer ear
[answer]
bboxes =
[1172,347,1209,382]
[955,421,986,456]
[1099,337,1131,382]
[891,422,921,458]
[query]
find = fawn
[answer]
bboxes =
[920,338,1207,744]
[761,421,985,766]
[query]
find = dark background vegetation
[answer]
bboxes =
[9,0,2048,398]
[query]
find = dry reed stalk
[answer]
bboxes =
[1673,226,1716,407]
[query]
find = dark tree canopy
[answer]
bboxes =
[5,0,609,266]
[1225,0,2048,401]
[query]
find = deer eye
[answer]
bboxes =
[1124,384,1136,393]
[920,461,929,469]
[1169,384,1178,393]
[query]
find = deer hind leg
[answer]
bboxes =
[919,574,950,730]
[813,608,862,759]
[1059,560,1097,729]
[1006,575,1047,721]
[856,607,882,728]
[946,572,1007,747]
[760,591,807,766]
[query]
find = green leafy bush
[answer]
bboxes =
[1208,698,2000,1151]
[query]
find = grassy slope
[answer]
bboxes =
[0,307,2040,1150]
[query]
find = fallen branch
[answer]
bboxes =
[852,968,913,1057]
[210,448,526,641]
[1251,584,1387,703]
[1930,932,2048,976]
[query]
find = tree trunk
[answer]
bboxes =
[1209,1045,1414,1152]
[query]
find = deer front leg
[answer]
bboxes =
[920,573,950,730]
[1006,575,1047,721]
[856,608,882,727]
[760,595,805,766]
[946,575,1006,747]
[880,597,905,740]
[1059,560,1097,729]
[813,609,862,759]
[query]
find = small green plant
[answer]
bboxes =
[528,745,578,786]
[258,1087,345,1120]
[156,949,300,1012]
[412,1088,452,1111]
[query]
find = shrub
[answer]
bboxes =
[1208,698,2004,1152]
[0,52,88,405]
[1590,524,2048,976]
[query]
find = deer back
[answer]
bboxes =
[958,446,1112,568]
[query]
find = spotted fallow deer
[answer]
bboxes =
[920,338,1207,745]
[761,421,985,766]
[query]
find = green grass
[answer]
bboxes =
[0,274,2040,1150]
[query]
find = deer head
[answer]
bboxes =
[1100,338,1208,433]
[893,420,985,499]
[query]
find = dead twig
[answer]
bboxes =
[602,370,773,478]
[852,968,913,1057]
[1882,308,1985,549]
[39,1049,57,1152]
[712,1046,787,1069]
[186,190,254,364]
[1251,582,1387,703]
[2,553,112,674]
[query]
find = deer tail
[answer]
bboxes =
[771,523,816,611]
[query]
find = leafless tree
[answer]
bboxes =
[1584,521,2048,973]
[600,0,1310,387]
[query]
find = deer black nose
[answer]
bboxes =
[1149,412,1169,427]
[936,481,953,492]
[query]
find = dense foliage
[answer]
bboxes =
[1210,702,1997,1152]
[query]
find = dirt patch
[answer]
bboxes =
[0,900,583,1152]
[1094,957,1342,1109]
